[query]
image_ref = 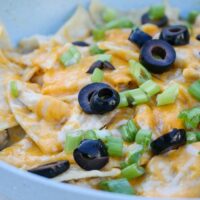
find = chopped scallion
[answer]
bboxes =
[10,81,19,98]
[179,107,200,129]
[60,46,81,67]
[102,8,117,23]
[64,131,83,153]
[128,88,149,105]
[127,144,143,165]
[92,28,106,41]
[84,130,97,140]
[119,119,138,142]
[186,131,198,144]
[104,18,134,30]
[106,136,123,157]
[89,45,106,55]
[97,54,112,62]
[118,93,129,108]
[91,68,104,82]
[121,163,145,180]
[156,83,179,106]
[187,11,200,24]
[149,5,165,20]
[135,129,152,150]
[140,80,161,97]
[129,60,152,85]
[99,178,135,195]
[188,80,200,101]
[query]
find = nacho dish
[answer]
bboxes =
[0,0,200,198]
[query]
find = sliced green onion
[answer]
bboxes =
[129,60,151,85]
[188,80,200,101]
[121,163,145,180]
[60,46,81,67]
[118,93,129,108]
[119,119,138,142]
[120,161,129,169]
[179,107,200,129]
[186,131,198,144]
[102,8,117,23]
[187,11,200,24]
[84,130,97,140]
[104,18,134,30]
[94,129,111,141]
[64,131,83,153]
[92,28,106,41]
[127,144,143,165]
[91,68,104,82]
[156,83,179,106]
[97,54,112,62]
[89,45,106,55]
[10,81,19,98]
[128,88,149,105]
[140,80,161,97]
[135,129,152,150]
[99,178,135,195]
[106,136,123,157]
[149,5,165,20]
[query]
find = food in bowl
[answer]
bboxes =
[0,0,200,198]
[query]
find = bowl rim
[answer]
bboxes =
[0,161,195,200]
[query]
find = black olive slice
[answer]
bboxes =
[151,129,187,155]
[73,139,109,170]
[28,160,70,178]
[86,61,115,74]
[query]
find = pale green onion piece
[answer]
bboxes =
[89,45,106,55]
[186,132,198,144]
[140,80,161,97]
[135,129,152,150]
[94,129,111,141]
[119,119,138,142]
[188,80,200,101]
[99,178,135,195]
[91,68,104,83]
[120,161,129,169]
[106,136,123,157]
[118,93,129,108]
[156,83,179,106]
[129,60,151,85]
[102,8,117,23]
[121,163,145,180]
[84,130,97,140]
[187,11,200,24]
[179,107,200,129]
[10,81,19,98]
[97,54,112,62]
[60,46,81,67]
[127,144,144,165]
[105,18,134,30]
[92,28,106,41]
[128,88,149,105]
[149,5,165,20]
[64,131,83,153]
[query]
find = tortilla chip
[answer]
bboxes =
[7,80,71,154]
[58,105,117,143]
[98,41,139,61]
[55,6,94,43]
[0,137,72,169]
[0,56,20,130]
[54,165,120,182]
[135,143,200,198]
[18,35,51,53]
[89,0,105,25]
[0,23,12,50]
